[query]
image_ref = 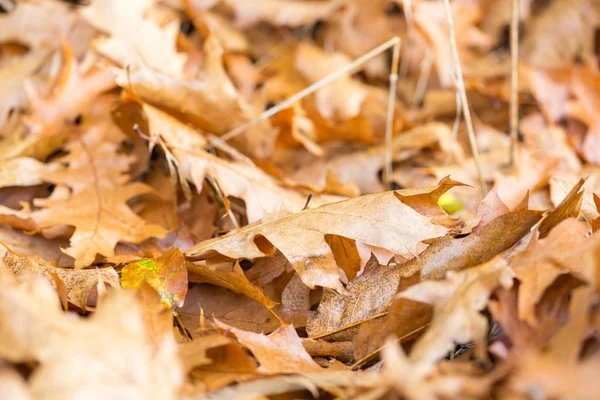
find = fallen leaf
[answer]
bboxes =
[398,209,543,280]
[187,261,279,318]
[187,182,453,291]
[401,257,513,364]
[0,276,182,399]
[121,247,189,308]
[223,0,343,28]
[217,322,323,374]
[0,242,119,311]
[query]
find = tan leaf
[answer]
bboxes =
[223,0,343,28]
[398,209,544,280]
[23,43,116,140]
[80,0,186,77]
[216,322,323,374]
[187,183,453,291]
[178,333,233,373]
[0,276,182,399]
[538,178,584,238]
[0,157,61,189]
[295,42,367,121]
[520,0,599,69]
[132,98,337,222]
[474,186,510,233]
[31,108,166,267]
[187,261,279,319]
[401,257,513,364]
[0,243,119,311]
[0,49,47,129]
[510,218,590,324]
[306,256,401,338]
[0,1,77,49]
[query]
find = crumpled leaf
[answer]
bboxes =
[295,42,367,121]
[187,181,455,291]
[0,242,119,311]
[0,275,182,399]
[510,218,592,324]
[81,0,186,77]
[306,256,401,338]
[538,178,584,238]
[0,49,47,129]
[216,322,323,374]
[520,0,599,69]
[398,209,543,280]
[400,257,513,364]
[0,157,61,189]
[121,247,188,308]
[128,98,333,222]
[23,43,116,141]
[187,261,279,318]
[223,0,343,28]
[31,100,167,267]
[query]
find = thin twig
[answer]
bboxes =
[218,37,402,145]
[413,49,434,107]
[442,0,486,195]
[509,0,520,167]
[384,42,401,189]
[399,0,414,77]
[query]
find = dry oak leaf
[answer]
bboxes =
[0,0,77,50]
[306,256,402,338]
[510,218,590,324]
[0,243,119,311]
[287,122,458,195]
[400,257,513,365]
[186,182,456,292]
[295,42,367,121]
[0,157,61,189]
[0,276,182,400]
[31,126,166,267]
[0,49,48,129]
[398,209,544,281]
[216,322,323,374]
[520,0,599,69]
[80,0,186,77]
[223,0,343,28]
[136,100,334,222]
[187,261,279,320]
[23,43,116,141]
[121,247,188,308]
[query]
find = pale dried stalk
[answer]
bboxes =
[220,37,402,188]
[442,0,486,194]
[413,49,434,106]
[509,0,520,166]
[384,42,401,188]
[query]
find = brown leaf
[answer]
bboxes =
[399,209,544,280]
[306,256,401,338]
[0,242,119,311]
[520,0,599,68]
[80,0,186,77]
[187,182,453,291]
[31,124,167,267]
[223,0,343,28]
[0,276,182,398]
[538,178,584,238]
[216,322,323,374]
[401,257,513,364]
[510,218,590,323]
[187,261,279,319]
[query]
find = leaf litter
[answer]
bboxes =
[1,0,600,399]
